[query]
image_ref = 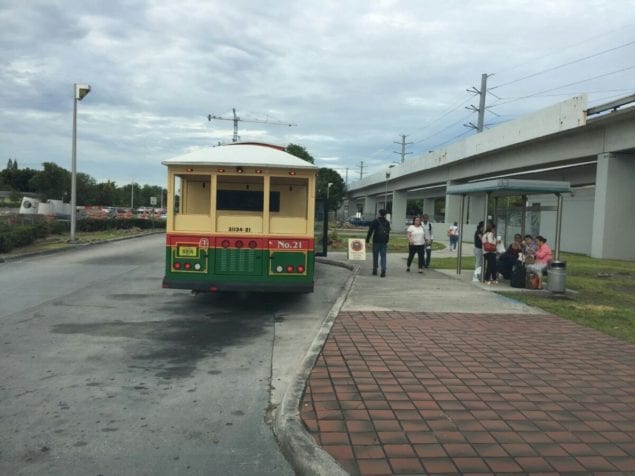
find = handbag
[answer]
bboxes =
[483,241,496,252]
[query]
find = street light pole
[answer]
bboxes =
[326,182,333,222]
[70,83,91,242]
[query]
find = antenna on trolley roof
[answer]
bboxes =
[207,108,297,143]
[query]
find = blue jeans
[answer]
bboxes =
[372,242,387,273]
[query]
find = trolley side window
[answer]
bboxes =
[270,176,309,234]
[172,174,211,231]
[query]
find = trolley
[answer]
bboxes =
[162,143,320,293]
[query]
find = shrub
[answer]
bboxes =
[0,226,37,252]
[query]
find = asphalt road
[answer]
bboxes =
[0,234,350,475]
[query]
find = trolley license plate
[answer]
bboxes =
[178,246,198,257]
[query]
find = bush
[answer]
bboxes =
[0,216,164,253]
[75,217,165,232]
[0,233,13,252]
[0,225,37,253]
[49,220,67,235]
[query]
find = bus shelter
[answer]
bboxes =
[446,178,571,278]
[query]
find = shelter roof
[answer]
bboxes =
[446,178,571,195]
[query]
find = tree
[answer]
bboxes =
[28,162,70,200]
[1,167,38,193]
[317,167,345,213]
[94,180,118,206]
[77,173,98,205]
[286,143,314,163]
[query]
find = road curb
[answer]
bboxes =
[273,258,357,476]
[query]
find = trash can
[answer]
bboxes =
[548,261,566,293]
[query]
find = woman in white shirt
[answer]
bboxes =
[406,216,426,273]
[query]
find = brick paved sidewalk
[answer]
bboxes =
[300,311,635,475]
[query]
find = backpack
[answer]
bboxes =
[373,219,390,242]
[510,263,526,288]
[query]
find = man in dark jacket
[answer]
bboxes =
[366,209,391,277]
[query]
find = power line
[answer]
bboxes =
[428,128,472,150]
[414,111,476,149]
[489,65,635,108]
[412,95,475,144]
[493,21,635,77]
[490,40,635,90]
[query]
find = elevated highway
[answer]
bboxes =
[346,94,635,259]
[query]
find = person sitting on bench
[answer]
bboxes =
[526,235,553,289]
[499,233,524,279]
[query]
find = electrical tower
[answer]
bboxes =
[464,73,490,132]
[393,134,413,163]
[208,108,297,143]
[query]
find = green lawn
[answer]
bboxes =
[502,254,635,343]
[331,229,635,343]
[330,228,445,253]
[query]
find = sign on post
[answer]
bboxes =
[150,196,157,206]
[347,238,366,260]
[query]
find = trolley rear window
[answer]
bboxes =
[216,190,281,212]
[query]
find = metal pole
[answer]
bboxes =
[477,73,488,132]
[70,86,78,242]
[554,193,563,261]
[456,194,465,275]
[521,194,527,236]
[481,192,490,283]
[131,183,134,209]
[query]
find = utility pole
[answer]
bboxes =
[359,161,365,180]
[465,73,489,132]
[208,108,296,143]
[393,134,413,163]
[344,167,349,186]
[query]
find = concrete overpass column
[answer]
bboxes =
[591,152,635,259]
[363,196,377,219]
[445,181,463,223]
[468,195,487,224]
[392,191,407,225]
[422,199,435,217]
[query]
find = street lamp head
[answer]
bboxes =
[75,84,91,101]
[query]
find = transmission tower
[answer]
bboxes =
[464,73,490,132]
[393,134,413,163]
[208,108,297,142]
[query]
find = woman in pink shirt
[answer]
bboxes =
[527,235,553,289]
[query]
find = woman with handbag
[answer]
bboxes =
[482,223,498,284]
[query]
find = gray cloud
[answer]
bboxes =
[1,0,634,188]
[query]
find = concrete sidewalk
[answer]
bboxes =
[282,249,635,475]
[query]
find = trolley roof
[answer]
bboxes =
[162,143,318,170]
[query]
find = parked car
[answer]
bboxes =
[348,216,370,227]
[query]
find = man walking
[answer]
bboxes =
[366,209,391,277]
[421,213,433,268]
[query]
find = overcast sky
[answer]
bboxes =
[2,0,634,190]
